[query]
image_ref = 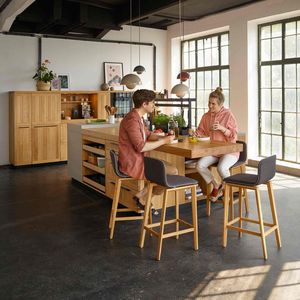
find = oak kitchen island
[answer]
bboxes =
[68,126,243,210]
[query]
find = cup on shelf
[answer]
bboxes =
[97,157,105,168]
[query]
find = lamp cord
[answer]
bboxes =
[138,0,141,65]
[130,0,132,70]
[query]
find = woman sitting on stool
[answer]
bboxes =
[189,87,239,202]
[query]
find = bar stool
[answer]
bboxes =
[139,157,199,261]
[206,141,249,217]
[109,150,145,239]
[223,155,282,260]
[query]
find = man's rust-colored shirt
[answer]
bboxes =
[118,109,150,179]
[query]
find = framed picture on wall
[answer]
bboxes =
[58,74,70,90]
[104,62,123,90]
[51,78,61,91]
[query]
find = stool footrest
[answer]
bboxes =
[264,225,278,236]
[228,217,276,228]
[117,208,138,212]
[144,218,195,239]
[115,216,144,221]
[227,225,262,236]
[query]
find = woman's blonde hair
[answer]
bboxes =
[209,87,224,105]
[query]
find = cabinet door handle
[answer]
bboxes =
[33,125,58,128]
[17,125,30,128]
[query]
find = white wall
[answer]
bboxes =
[0,26,167,165]
[167,0,300,158]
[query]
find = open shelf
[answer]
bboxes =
[83,175,105,192]
[82,144,105,156]
[83,161,105,175]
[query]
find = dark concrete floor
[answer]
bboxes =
[1,164,300,300]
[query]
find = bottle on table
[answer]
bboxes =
[168,114,179,139]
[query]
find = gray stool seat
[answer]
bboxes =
[224,173,258,186]
[139,157,199,261]
[164,175,198,188]
[223,155,281,260]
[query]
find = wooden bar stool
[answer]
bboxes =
[223,155,282,260]
[206,141,249,217]
[139,157,199,261]
[109,150,145,239]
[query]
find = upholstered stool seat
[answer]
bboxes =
[139,157,199,261]
[223,155,282,260]
[109,150,145,239]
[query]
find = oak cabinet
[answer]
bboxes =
[60,124,68,161]
[10,92,61,166]
[32,125,61,163]
[14,126,32,165]
[9,91,113,166]
[31,93,60,125]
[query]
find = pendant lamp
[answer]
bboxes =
[121,0,142,89]
[133,0,146,75]
[171,0,189,98]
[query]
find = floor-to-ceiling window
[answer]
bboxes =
[181,32,230,127]
[259,17,300,163]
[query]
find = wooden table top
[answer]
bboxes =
[81,126,243,159]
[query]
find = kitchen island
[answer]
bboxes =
[73,126,243,210]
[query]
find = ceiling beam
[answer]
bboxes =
[0,0,35,31]
[117,0,188,25]
[65,0,114,10]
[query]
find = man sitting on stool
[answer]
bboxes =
[118,89,178,207]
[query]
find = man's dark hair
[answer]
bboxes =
[132,89,156,108]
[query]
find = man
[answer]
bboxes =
[118,89,177,206]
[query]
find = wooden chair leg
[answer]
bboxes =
[191,185,199,250]
[267,181,282,248]
[156,190,168,261]
[229,186,234,220]
[243,188,249,215]
[206,183,211,216]
[139,183,153,248]
[223,184,230,248]
[175,190,179,240]
[238,187,243,238]
[255,188,268,260]
[109,178,122,240]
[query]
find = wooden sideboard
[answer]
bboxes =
[9,90,111,166]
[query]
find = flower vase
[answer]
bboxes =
[36,81,51,91]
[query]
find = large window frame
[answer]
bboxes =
[258,16,300,164]
[181,31,230,127]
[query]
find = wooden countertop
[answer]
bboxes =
[82,127,243,159]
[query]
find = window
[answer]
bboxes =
[181,32,230,127]
[258,17,300,163]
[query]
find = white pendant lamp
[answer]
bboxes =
[171,83,189,98]
[171,0,189,98]
[133,0,145,75]
[121,73,142,89]
[121,0,142,89]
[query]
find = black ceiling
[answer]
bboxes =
[2,0,264,39]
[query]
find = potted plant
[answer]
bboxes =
[32,59,56,91]
[153,113,170,133]
[174,114,189,135]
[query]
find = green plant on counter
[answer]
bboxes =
[153,113,170,126]
[174,114,186,127]
[153,113,187,127]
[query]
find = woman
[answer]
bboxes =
[191,87,239,202]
